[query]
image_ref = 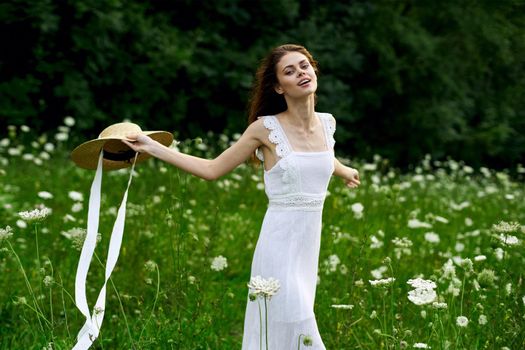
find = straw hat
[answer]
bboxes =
[71,122,173,170]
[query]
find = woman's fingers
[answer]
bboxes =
[121,139,137,151]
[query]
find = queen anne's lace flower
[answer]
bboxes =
[369,277,396,288]
[18,207,52,221]
[456,315,469,327]
[61,227,100,250]
[492,221,520,233]
[68,191,84,202]
[0,226,13,242]
[407,278,437,305]
[210,255,228,271]
[408,287,437,305]
[331,304,354,310]
[408,219,432,229]
[144,260,157,272]
[497,234,520,246]
[247,275,280,299]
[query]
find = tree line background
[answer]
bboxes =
[1,0,524,169]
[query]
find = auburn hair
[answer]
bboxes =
[247,44,319,162]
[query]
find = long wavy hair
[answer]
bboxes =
[247,44,319,162]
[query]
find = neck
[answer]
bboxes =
[282,94,316,129]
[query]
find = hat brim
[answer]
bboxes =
[71,131,173,171]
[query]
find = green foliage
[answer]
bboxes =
[0,127,524,349]
[1,0,525,168]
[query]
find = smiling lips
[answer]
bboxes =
[298,78,311,86]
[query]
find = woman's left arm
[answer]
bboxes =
[333,158,360,188]
[329,114,360,189]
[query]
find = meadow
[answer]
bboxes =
[0,118,524,349]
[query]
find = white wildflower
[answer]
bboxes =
[456,315,469,327]
[351,202,364,219]
[247,275,280,299]
[8,147,22,156]
[43,275,54,287]
[363,163,377,171]
[424,232,440,244]
[0,226,13,241]
[144,260,157,272]
[210,255,228,271]
[408,287,437,305]
[407,278,437,306]
[331,304,354,310]
[431,302,448,309]
[465,217,473,226]
[497,234,519,246]
[455,242,465,252]
[408,219,432,229]
[478,314,487,325]
[459,258,473,272]
[434,215,449,224]
[38,191,53,199]
[492,221,520,233]
[392,237,413,248]
[64,116,75,126]
[474,255,487,262]
[450,201,470,211]
[371,266,388,279]
[413,343,431,349]
[370,235,384,249]
[369,277,396,288]
[505,283,512,295]
[325,254,340,273]
[494,247,504,261]
[61,227,101,250]
[441,259,456,279]
[71,202,83,213]
[16,220,27,229]
[55,132,68,141]
[68,191,84,202]
[407,278,437,290]
[18,207,52,221]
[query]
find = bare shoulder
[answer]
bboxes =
[245,118,269,142]
[238,118,268,144]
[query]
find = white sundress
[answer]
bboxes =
[242,113,336,350]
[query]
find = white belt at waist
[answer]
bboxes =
[267,193,326,211]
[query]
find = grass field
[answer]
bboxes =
[0,120,524,349]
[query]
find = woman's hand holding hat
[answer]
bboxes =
[122,133,158,155]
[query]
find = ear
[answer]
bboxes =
[274,84,284,95]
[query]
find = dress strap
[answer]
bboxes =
[256,115,293,161]
[317,113,336,149]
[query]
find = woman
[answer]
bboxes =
[123,44,360,349]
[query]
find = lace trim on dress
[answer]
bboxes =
[256,116,293,162]
[268,193,325,211]
[256,114,335,161]
[265,116,292,158]
[318,113,336,149]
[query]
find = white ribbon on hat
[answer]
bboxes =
[72,150,137,350]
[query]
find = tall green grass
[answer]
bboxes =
[0,122,524,349]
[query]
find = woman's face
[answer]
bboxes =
[274,52,317,99]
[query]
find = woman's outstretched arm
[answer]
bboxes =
[333,158,360,188]
[122,120,266,181]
